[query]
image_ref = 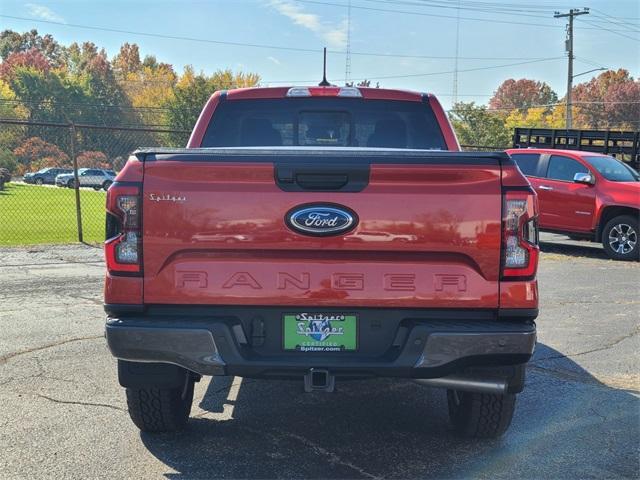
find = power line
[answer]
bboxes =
[264,56,564,83]
[294,0,613,30]
[0,14,324,54]
[574,57,607,70]
[362,0,557,18]
[0,14,550,62]
[294,0,567,28]
[577,18,640,43]
[0,98,173,111]
[590,8,640,33]
[411,0,573,10]
[350,56,565,81]
[588,16,640,34]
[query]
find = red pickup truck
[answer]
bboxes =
[105,86,539,438]
[507,149,639,261]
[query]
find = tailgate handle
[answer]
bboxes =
[295,173,348,190]
[275,163,370,192]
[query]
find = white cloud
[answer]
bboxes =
[267,56,281,65]
[268,0,347,48]
[26,3,65,23]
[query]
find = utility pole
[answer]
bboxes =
[554,8,589,129]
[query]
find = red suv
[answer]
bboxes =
[507,148,639,260]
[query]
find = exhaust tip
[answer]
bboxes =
[414,375,508,395]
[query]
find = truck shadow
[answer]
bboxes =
[139,343,639,479]
[539,237,608,260]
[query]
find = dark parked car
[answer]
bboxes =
[24,167,73,185]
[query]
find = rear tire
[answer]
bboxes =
[602,215,639,261]
[125,378,194,433]
[35,178,44,185]
[102,180,112,191]
[447,389,516,438]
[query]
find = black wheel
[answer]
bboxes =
[602,215,639,261]
[102,180,112,191]
[125,378,194,433]
[35,177,44,185]
[447,389,516,438]
[67,179,76,188]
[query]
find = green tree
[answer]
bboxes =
[449,102,511,148]
[0,79,28,150]
[164,67,260,145]
[0,148,18,174]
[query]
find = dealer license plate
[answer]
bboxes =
[283,313,358,352]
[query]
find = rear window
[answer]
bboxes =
[202,98,447,149]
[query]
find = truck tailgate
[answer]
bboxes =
[141,149,503,308]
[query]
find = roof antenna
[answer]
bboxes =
[319,47,331,86]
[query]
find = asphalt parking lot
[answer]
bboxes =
[1,233,638,479]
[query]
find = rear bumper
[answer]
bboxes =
[105,307,536,379]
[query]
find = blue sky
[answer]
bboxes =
[1,0,638,109]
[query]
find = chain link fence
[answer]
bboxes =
[0,119,189,246]
[0,118,511,247]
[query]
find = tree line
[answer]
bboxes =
[0,30,260,174]
[0,29,638,175]
[450,74,640,148]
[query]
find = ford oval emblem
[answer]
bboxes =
[286,203,358,237]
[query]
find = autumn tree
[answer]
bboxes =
[76,150,109,168]
[13,137,70,173]
[449,102,511,148]
[115,43,177,125]
[0,48,51,78]
[505,105,567,131]
[112,43,142,77]
[571,69,640,129]
[489,78,558,112]
[0,29,62,66]
[164,67,260,145]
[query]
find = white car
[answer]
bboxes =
[56,168,116,191]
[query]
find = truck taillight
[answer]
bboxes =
[105,183,142,274]
[501,189,539,279]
